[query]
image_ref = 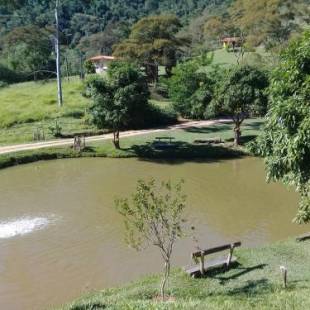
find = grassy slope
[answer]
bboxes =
[0,119,263,170]
[60,238,310,310]
[212,47,269,66]
[0,49,269,146]
[0,78,97,145]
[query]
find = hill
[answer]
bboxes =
[0,78,96,145]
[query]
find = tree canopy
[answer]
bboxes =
[252,31,310,223]
[85,61,149,149]
[211,65,269,145]
[113,15,184,81]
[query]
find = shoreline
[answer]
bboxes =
[59,236,310,310]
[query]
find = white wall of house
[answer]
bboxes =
[94,59,113,73]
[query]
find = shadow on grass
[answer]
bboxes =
[70,302,106,310]
[227,278,272,296]
[128,140,245,164]
[226,135,258,145]
[182,124,232,134]
[243,121,264,130]
[211,264,268,284]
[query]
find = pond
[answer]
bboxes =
[0,157,306,309]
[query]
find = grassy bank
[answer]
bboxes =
[0,79,174,145]
[0,119,263,170]
[59,238,310,309]
[0,78,94,145]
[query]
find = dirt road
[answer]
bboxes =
[0,119,230,155]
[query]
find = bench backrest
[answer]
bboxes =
[192,242,241,259]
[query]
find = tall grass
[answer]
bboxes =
[0,78,89,128]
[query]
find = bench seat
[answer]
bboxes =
[184,255,237,277]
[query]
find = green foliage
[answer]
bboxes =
[86,62,149,148]
[0,64,27,84]
[48,119,62,138]
[113,15,184,81]
[211,65,269,145]
[115,178,187,299]
[144,103,177,128]
[251,31,310,223]
[84,60,96,74]
[168,54,221,119]
[0,25,53,73]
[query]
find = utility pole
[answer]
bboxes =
[55,0,63,107]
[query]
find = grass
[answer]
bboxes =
[0,77,89,127]
[59,238,310,309]
[0,77,96,145]
[212,47,269,67]
[0,119,264,170]
[0,78,175,145]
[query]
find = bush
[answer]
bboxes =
[0,64,27,84]
[167,57,222,119]
[144,103,177,128]
[84,60,96,74]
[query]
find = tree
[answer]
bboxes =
[211,65,269,145]
[84,60,96,74]
[113,15,184,82]
[0,25,52,73]
[77,22,130,58]
[85,61,149,149]
[167,53,219,119]
[115,179,188,301]
[229,0,309,49]
[251,31,310,223]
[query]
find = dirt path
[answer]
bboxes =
[0,119,231,155]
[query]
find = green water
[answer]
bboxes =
[0,157,306,309]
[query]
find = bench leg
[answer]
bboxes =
[200,255,205,276]
[226,246,234,267]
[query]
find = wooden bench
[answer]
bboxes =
[184,242,241,277]
[296,232,310,242]
[155,136,175,143]
[153,136,176,149]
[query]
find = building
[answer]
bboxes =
[222,37,242,50]
[88,55,116,73]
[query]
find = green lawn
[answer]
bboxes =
[0,77,89,127]
[0,78,97,144]
[0,79,173,145]
[59,238,310,309]
[0,118,263,170]
[212,47,269,67]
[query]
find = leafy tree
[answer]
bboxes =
[251,31,310,223]
[77,22,130,57]
[115,179,188,301]
[211,65,269,145]
[84,60,95,74]
[85,61,149,149]
[229,0,309,49]
[168,54,220,119]
[0,25,52,73]
[113,15,184,81]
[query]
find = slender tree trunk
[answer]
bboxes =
[233,116,243,146]
[234,125,241,146]
[113,130,120,149]
[161,260,170,301]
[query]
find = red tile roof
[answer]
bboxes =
[89,55,115,62]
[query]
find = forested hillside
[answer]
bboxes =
[0,0,308,80]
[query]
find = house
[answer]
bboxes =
[222,37,242,50]
[88,55,116,73]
